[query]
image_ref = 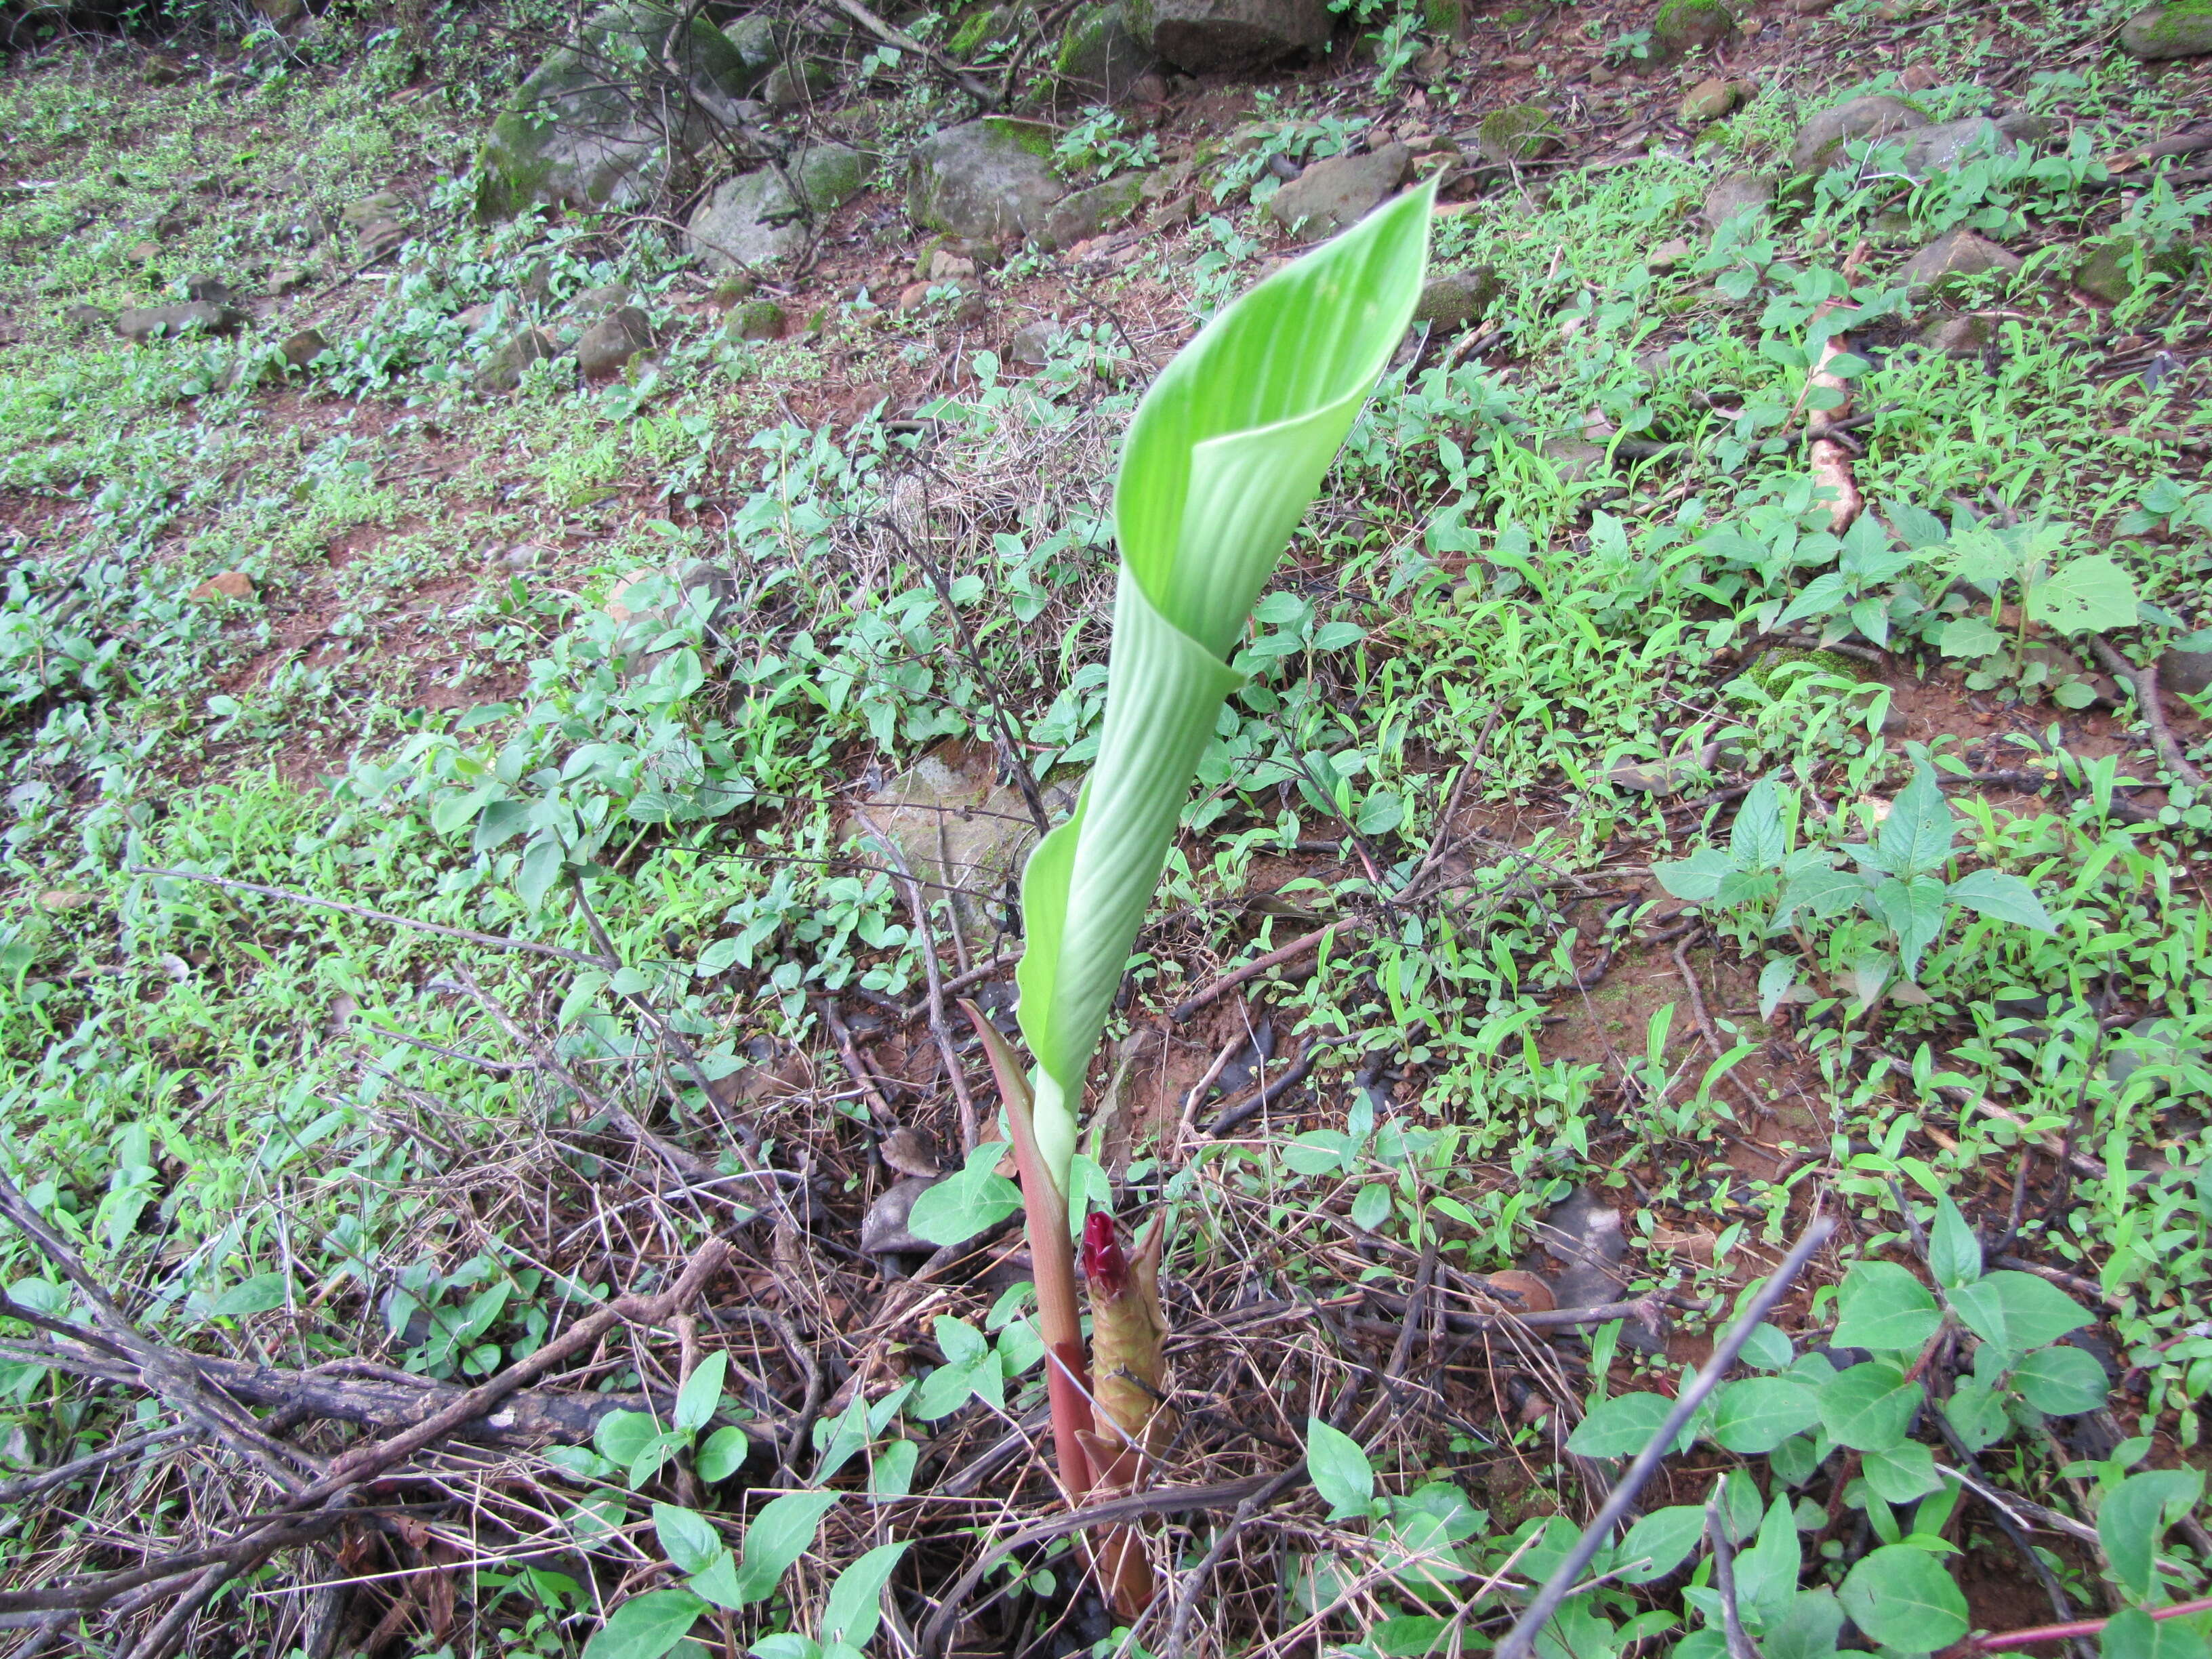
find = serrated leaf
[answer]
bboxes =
[2026,554,2137,636]
[1874,764,1957,880]
[1729,778,1787,870]
[1771,865,1864,930]
[1655,846,1738,903]
[1944,1375,2009,1454]
[1868,873,1950,977]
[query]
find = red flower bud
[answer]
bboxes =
[1083,1210,1128,1298]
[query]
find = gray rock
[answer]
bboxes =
[762,58,833,109]
[1652,0,1736,58]
[1898,112,2051,180]
[2071,236,2190,304]
[722,13,783,76]
[687,143,869,272]
[1898,228,2022,298]
[117,302,243,340]
[474,0,764,220]
[859,741,1076,949]
[1790,94,1927,174]
[576,304,655,380]
[861,1174,945,1256]
[1038,171,1146,250]
[276,327,329,367]
[1541,436,1605,481]
[475,327,556,393]
[1056,2,1153,99]
[1606,743,1719,794]
[1473,104,1561,163]
[2160,647,2212,696]
[724,299,787,341]
[1149,0,1332,71]
[569,281,633,319]
[1009,318,1060,365]
[62,304,109,330]
[1702,170,1776,228]
[2106,1017,2204,1096]
[2121,0,2212,58]
[1269,143,1411,239]
[1412,265,1500,331]
[1918,311,1994,355]
[907,119,1065,240]
[183,274,239,305]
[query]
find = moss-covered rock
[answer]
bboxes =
[476,0,762,220]
[2120,0,2212,58]
[2070,235,2193,304]
[1038,171,1147,249]
[1149,0,1330,73]
[1788,94,1926,174]
[907,120,1065,239]
[1652,0,1735,58]
[1056,2,1155,100]
[1473,104,1563,163]
[685,144,871,273]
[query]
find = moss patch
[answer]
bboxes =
[982,115,1059,160]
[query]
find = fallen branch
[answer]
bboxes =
[2086,637,2206,789]
[820,0,999,106]
[1171,921,1347,1023]
[2103,123,2212,171]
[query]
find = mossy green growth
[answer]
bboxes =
[2120,0,2212,58]
[982,116,1059,160]
[1422,0,1467,35]
[1652,0,1736,56]
[1474,104,1562,163]
[1746,646,1870,695]
[950,5,1011,58]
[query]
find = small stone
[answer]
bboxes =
[1589,65,1617,85]
[1652,0,1736,58]
[268,264,309,293]
[724,299,786,341]
[762,58,832,108]
[575,304,655,380]
[2106,1017,2203,1095]
[1499,52,1537,70]
[2119,0,2212,58]
[117,302,244,341]
[927,250,977,280]
[1899,62,1938,90]
[1702,170,1776,228]
[569,281,633,319]
[190,571,255,602]
[2160,646,2212,696]
[38,891,96,912]
[1038,171,1147,250]
[907,119,1065,241]
[709,274,758,308]
[1268,143,1412,239]
[142,52,185,83]
[1472,106,1561,164]
[2070,236,2188,305]
[1412,265,1501,331]
[475,326,556,393]
[1790,94,1927,173]
[1648,237,1693,271]
[1009,319,1059,365]
[126,241,162,264]
[1918,311,1994,355]
[1541,436,1605,482]
[1790,0,1835,12]
[62,304,108,330]
[1898,228,2023,298]
[1149,0,1332,72]
[1678,75,1738,122]
[1898,112,2051,180]
[183,275,239,305]
[277,327,329,367]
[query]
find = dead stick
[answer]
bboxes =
[857,807,979,1151]
[815,997,901,1129]
[2087,637,2205,788]
[1171,921,1347,1023]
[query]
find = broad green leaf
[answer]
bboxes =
[1948,869,2056,933]
[733,1491,841,1605]
[1839,1547,1967,1652]
[934,1315,988,1367]
[1655,847,1738,902]
[583,1590,707,1659]
[1770,865,1864,930]
[653,1504,722,1576]
[823,1542,911,1648]
[2026,553,2137,636]
[2099,1469,2203,1601]
[869,1438,918,1497]
[676,1352,726,1434]
[1735,1497,1803,1626]
[1939,615,2005,659]
[697,1426,750,1483]
[1711,1377,1820,1454]
[1829,1262,1942,1353]
[1767,1590,1845,1659]
[689,1548,747,1611]
[1307,1416,1374,1519]
[1862,1441,1942,1503]
[1612,1504,1706,1584]
[751,1637,824,1659]
[1928,1195,1982,1290]
[1944,1376,2009,1454]
[1950,1271,2090,1357]
[1351,1183,1393,1231]
[1729,778,1788,870]
[1817,1362,1923,1452]
[596,1409,660,1469]
[1017,180,1435,1189]
[1778,572,1850,628]
[1372,1616,1451,1656]
[1868,874,1950,976]
[2011,1345,2109,1416]
[1872,765,1957,880]
[2100,1606,2212,1659]
[208,1273,289,1317]
[905,1143,1023,1246]
[1757,957,1803,1021]
[1567,1390,1671,1457]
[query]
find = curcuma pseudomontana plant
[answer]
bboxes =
[1018,175,1437,1199]
[944,176,1435,1603]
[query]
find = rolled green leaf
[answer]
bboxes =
[1017,178,1437,1189]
